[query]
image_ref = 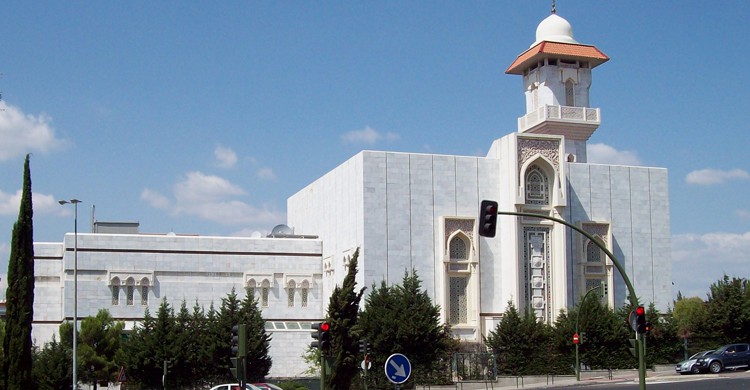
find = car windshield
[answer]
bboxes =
[690,350,714,359]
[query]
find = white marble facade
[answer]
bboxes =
[12,10,671,379]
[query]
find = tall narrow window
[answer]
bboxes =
[287,280,295,307]
[449,276,468,324]
[127,286,134,306]
[112,285,120,306]
[525,165,549,205]
[141,286,148,305]
[301,281,309,308]
[565,79,575,106]
[261,280,270,308]
[126,278,135,306]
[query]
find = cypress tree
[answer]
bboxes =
[2,154,35,390]
[326,248,365,390]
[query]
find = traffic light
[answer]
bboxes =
[478,200,498,237]
[635,306,646,334]
[579,332,586,345]
[644,321,652,336]
[627,338,637,358]
[230,324,247,382]
[311,321,331,352]
[359,339,369,355]
[319,322,330,351]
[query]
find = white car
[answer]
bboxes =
[675,350,714,374]
[209,384,263,390]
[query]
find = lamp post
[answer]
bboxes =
[575,282,604,381]
[59,199,82,390]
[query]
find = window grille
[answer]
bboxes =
[288,281,295,307]
[525,165,549,205]
[127,286,134,306]
[112,285,119,306]
[449,276,468,325]
[301,288,308,308]
[449,236,467,260]
[262,287,269,307]
[587,240,602,263]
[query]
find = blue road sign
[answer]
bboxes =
[384,353,411,384]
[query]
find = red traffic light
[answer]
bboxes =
[635,306,645,316]
[320,322,330,331]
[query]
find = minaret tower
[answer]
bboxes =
[506,9,609,162]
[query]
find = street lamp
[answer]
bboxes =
[59,198,81,390]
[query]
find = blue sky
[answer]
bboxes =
[1,1,748,300]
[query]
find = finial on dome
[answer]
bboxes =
[551,0,556,14]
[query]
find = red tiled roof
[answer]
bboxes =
[505,41,609,75]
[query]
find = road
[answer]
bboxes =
[543,370,750,389]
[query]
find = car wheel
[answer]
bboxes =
[709,361,722,373]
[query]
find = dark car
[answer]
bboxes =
[694,343,750,373]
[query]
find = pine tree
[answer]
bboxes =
[2,154,35,390]
[240,289,272,381]
[326,248,366,390]
[77,309,125,388]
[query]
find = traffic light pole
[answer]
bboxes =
[495,211,646,390]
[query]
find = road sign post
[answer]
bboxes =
[384,353,411,389]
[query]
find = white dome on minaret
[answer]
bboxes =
[532,14,578,47]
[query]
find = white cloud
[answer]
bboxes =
[0,103,67,161]
[737,209,750,220]
[672,231,750,299]
[140,188,171,210]
[141,171,283,227]
[685,168,749,186]
[214,145,238,168]
[341,126,399,145]
[586,143,642,166]
[0,189,67,216]
[257,167,276,181]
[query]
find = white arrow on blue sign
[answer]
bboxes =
[384,353,411,384]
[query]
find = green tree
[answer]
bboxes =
[326,248,365,390]
[123,299,178,388]
[486,302,553,375]
[240,289,272,382]
[2,154,36,390]
[218,288,243,382]
[32,334,72,390]
[359,270,457,388]
[78,310,125,388]
[705,275,750,344]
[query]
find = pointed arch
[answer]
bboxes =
[521,158,555,205]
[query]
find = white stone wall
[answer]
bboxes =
[566,163,672,311]
[31,233,323,378]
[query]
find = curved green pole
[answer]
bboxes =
[496,211,646,390]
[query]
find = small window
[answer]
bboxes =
[548,59,557,66]
[112,285,120,306]
[301,287,308,308]
[449,236,468,261]
[126,286,134,306]
[141,285,148,305]
[525,165,550,205]
[261,281,270,308]
[287,281,295,307]
[565,79,575,106]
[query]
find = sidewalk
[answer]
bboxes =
[424,366,678,389]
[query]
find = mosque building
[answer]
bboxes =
[6,9,671,378]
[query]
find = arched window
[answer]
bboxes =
[450,236,468,261]
[301,281,309,308]
[586,240,602,263]
[287,280,296,307]
[447,234,470,325]
[140,278,149,306]
[261,280,270,308]
[565,79,575,106]
[126,278,135,306]
[525,165,550,205]
[111,277,120,306]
